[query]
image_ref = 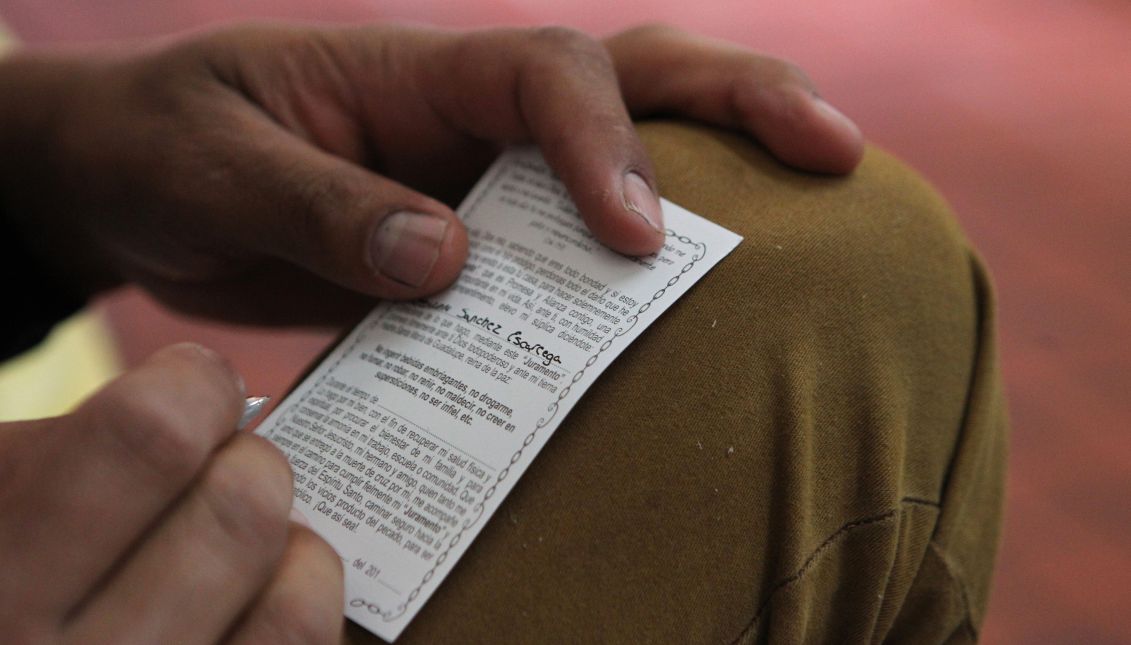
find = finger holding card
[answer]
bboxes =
[254,150,742,640]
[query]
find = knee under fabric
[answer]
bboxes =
[345,121,1007,644]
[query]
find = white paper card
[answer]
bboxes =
[256,149,742,641]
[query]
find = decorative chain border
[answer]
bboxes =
[350,229,708,622]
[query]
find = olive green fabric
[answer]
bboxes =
[344,121,1007,644]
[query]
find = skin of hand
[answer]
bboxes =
[0,344,344,643]
[0,23,863,644]
[0,23,862,326]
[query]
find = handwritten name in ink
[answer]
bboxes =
[455,308,563,367]
[457,308,504,335]
[506,330,562,368]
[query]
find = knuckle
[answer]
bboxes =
[127,44,195,99]
[176,22,280,69]
[526,26,608,65]
[91,344,244,482]
[202,436,293,552]
[762,57,815,92]
[732,58,818,127]
[529,25,593,48]
[281,164,355,261]
[618,22,682,41]
[96,383,212,481]
[127,30,254,119]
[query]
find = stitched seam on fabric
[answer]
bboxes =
[730,497,941,644]
[929,251,994,549]
[912,252,997,638]
[901,497,941,509]
[730,508,896,643]
[928,541,979,641]
[867,499,943,643]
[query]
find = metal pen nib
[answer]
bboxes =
[238,396,272,430]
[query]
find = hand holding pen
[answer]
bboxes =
[0,21,861,644]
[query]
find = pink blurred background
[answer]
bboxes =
[3,0,1128,641]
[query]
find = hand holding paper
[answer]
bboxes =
[256,149,742,640]
[0,20,863,644]
[1,23,858,325]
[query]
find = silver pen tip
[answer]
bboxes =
[239,396,272,429]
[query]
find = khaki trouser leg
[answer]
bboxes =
[345,121,1007,644]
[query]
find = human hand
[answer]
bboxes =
[0,344,343,643]
[0,23,862,325]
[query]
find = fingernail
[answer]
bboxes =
[178,342,222,365]
[623,172,664,233]
[368,211,449,287]
[176,343,245,396]
[813,97,862,140]
[289,507,312,528]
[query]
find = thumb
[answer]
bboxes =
[212,105,468,299]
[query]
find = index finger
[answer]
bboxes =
[415,27,667,256]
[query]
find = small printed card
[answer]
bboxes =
[256,149,742,640]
